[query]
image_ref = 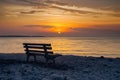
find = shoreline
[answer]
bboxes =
[0,53,120,80]
[0,53,120,59]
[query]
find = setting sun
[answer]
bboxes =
[53,28,63,34]
[58,31,61,34]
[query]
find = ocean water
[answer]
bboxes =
[0,37,120,58]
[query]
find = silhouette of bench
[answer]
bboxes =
[23,43,62,64]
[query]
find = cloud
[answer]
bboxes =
[20,10,44,14]
[45,0,67,6]
[1,0,120,17]
[0,0,99,14]
[0,24,120,37]
[0,0,44,6]
[23,25,53,28]
[70,24,120,36]
[46,0,120,17]
[50,5,98,15]
[73,24,120,30]
[100,6,120,12]
[44,0,120,17]
[110,14,120,17]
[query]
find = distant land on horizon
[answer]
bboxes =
[0,35,45,37]
[0,35,119,37]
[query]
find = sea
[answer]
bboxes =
[0,37,120,58]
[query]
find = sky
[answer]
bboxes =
[0,0,120,36]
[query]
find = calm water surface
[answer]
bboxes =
[0,37,120,58]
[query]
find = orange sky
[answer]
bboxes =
[0,0,120,36]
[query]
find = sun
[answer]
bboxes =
[58,31,61,34]
[48,23,70,34]
[56,28,62,34]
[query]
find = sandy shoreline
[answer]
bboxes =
[0,53,120,80]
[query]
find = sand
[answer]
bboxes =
[0,53,120,80]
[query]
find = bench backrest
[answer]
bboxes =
[23,43,53,56]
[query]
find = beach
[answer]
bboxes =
[0,53,120,80]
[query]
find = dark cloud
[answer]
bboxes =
[60,0,120,11]
[100,6,120,12]
[1,0,120,17]
[0,24,120,37]
[23,25,53,28]
[0,0,44,5]
[50,5,98,15]
[73,24,120,30]
[20,10,44,14]
[70,24,120,36]
[45,0,67,6]
[110,14,120,17]
[0,0,97,14]
[0,0,65,6]
[49,4,120,17]
[51,0,120,17]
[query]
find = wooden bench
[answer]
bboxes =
[23,43,62,64]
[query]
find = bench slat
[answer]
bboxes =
[24,46,52,49]
[29,52,44,55]
[23,43,51,46]
[25,50,45,53]
[25,50,53,54]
